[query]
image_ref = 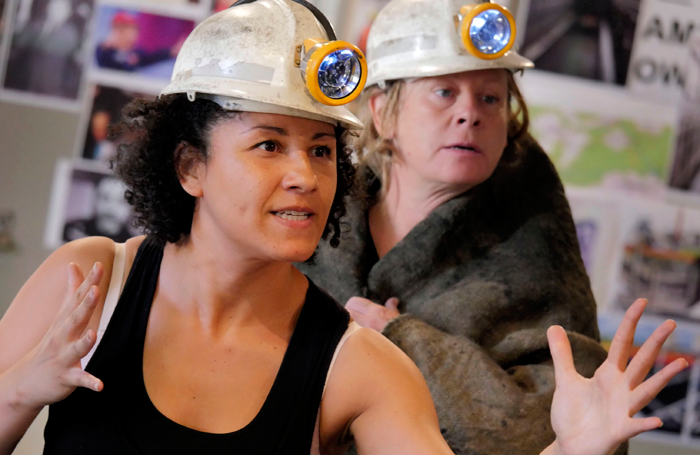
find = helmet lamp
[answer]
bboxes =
[459,3,516,60]
[301,39,368,106]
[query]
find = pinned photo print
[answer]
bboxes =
[520,0,640,85]
[80,84,156,162]
[212,0,234,14]
[45,159,140,248]
[92,5,194,80]
[610,202,700,321]
[0,0,7,37]
[2,0,94,102]
[638,350,695,435]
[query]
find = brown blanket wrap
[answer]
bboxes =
[298,135,628,454]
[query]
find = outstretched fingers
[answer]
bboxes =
[60,328,98,365]
[607,299,647,371]
[63,366,103,392]
[629,357,689,415]
[620,416,664,441]
[57,263,103,320]
[60,285,100,342]
[626,320,677,389]
[547,325,576,385]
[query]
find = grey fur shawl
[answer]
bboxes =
[298,135,627,454]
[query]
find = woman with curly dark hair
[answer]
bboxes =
[0,1,687,454]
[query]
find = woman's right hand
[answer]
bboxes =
[6,262,105,411]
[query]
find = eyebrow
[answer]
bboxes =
[245,126,335,141]
[312,132,336,141]
[245,126,287,135]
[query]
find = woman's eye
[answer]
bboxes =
[435,89,453,98]
[483,95,500,105]
[312,146,332,158]
[257,141,278,152]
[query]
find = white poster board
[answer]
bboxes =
[627,0,700,103]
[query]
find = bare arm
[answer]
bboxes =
[321,328,453,455]
[0,237,116,454]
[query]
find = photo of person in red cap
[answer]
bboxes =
[94,8,191,76]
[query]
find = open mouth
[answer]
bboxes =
[447,145,479,153]
[272,210,312,221]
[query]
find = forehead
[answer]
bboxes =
[414,69,508,87]
[212,112,336,138]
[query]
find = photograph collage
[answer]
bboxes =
[1,0,700,449]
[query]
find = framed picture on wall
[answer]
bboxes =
[0,0,95,111]
[76,83,157,163]
[519,0,641,85]
[45,158,141,249]
[89,4,195,90]
[608,201,700,322]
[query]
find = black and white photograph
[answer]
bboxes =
[639,351,695,435]
[79,84,156,162]
[668,36,700,197]
[668,98,700,194]
[45,159,139,248]
[520,0,641,85]
[1,0,94,103]
[0,0,8,37]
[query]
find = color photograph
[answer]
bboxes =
[520,71,675,194]
[610,201,700,321]
[92,5,194,80]
[79,84,157,162]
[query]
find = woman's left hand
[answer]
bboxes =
[346,296,400,332]
[545,298,688,455]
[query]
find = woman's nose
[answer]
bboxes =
[455,96,481,127]
[282,152,319,192]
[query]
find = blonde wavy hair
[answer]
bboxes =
[356,71,530,193]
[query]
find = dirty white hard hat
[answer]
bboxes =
[161,0,365,130]
[365,0,534,88]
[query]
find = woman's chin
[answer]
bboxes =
[269,243,319,264]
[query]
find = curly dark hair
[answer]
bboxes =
[110,94,355,247]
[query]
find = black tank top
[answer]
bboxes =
[43,237,350,454]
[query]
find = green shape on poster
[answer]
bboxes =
[529,106,673,187]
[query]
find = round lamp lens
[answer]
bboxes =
[318,50,363,99]
[469,9,511,55]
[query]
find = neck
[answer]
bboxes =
[158,217,307,337]
[369,162,469,258]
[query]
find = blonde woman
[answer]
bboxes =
[299,0,644,453]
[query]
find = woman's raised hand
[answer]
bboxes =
[545,298,688,455]
[6,262,105,411]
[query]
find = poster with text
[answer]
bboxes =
[626,0,700,103]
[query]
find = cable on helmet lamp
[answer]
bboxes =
[230,0,367,105]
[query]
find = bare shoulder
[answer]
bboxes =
[320,327,440,451]
[0,236,145,373]
[336,327,424,385]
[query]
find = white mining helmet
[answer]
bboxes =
[365,0,534,88]
[160,0,366,130]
